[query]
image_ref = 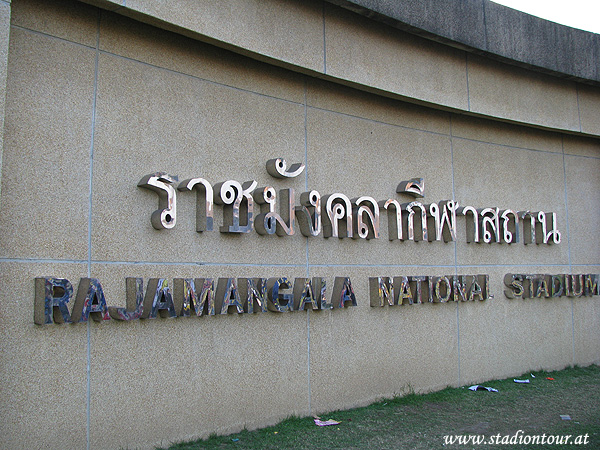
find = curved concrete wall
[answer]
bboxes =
[328,0,600,85]
[77,0,600,137]
[0,0,598,449]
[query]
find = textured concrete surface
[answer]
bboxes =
[0,27,95,260]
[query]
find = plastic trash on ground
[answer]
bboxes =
[468,385,498,392]
[513,379,530,383]
[560,415,572,420]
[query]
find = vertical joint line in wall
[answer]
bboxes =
[86,12,101,450]
[449,116,458,267]
[304,80,309,275]
[322,2,327,74]
[303,79,312,416]
[561,135,575,366]
[465,53,471,111]
[561,136,572,269]
[449,116,460,386]
[306,309,312,415]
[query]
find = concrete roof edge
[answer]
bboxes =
[324,0,600,87]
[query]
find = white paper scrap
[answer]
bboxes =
[314,418,341,426]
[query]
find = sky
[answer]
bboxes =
[491,0,600,34]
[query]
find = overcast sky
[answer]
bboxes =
[491,0,600,34]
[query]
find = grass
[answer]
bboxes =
[158,365,600,450]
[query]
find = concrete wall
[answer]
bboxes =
[0,0,598,449]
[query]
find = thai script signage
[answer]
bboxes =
[138,159,561,244]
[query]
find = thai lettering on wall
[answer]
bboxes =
[138,158,561,245]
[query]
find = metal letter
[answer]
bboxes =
[395,276,413,305]
[173,278,199,317]
[109,278,144,321]
[196,278,216,315]
[469,276,484,301]
[254,187,295,236]
[322,194,353,238]
[410,276,427,304]
[538,211,561,244]
[452,276,468,302]
[266,158,305,178]
[141,279,177,319]
[551,275,564,297]
[396,178,424,198]
[238,278,268,314]
[571,274,584,297]
[479,207,500,244]
[216,278,244,314]
[428,200,458,242]
[267,277,293,312]
[331,277,357,308]
[34,277,73,325]
[583,274,599,296]
[536,275,550,298]
[295,190,322,237]
[293,278,321,311]
[215,180,257,233]
[381,199,403,241]
[369,277,394,307]
[460,206,480,243]
[546,212,561,244]
[353,196,380,239]
[519,211,537,245]
[178,178,214,232]
[138,173,178,230]
[501,209,520,244]
[504,273,524,299]
[71,278,111,323]
[435,276,451,303]
[403,202,428,241]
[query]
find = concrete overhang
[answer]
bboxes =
[325,0,600,86]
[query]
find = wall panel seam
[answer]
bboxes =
[561,135,576,367]
[86,12,101,450]
[2,258,591,268]
[97,48,305,106]
[306,105,450,137]
[304,78,312,416]
[11,24,95,50]
[465,54,471,112]
[449,115,461,387]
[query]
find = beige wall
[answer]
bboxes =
[0,0,598,449]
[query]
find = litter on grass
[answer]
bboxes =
[547,377,555,380]
[514,379,530,383]
[468,385,498,392]
[560,415,572,421]
[314,418,341,426]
